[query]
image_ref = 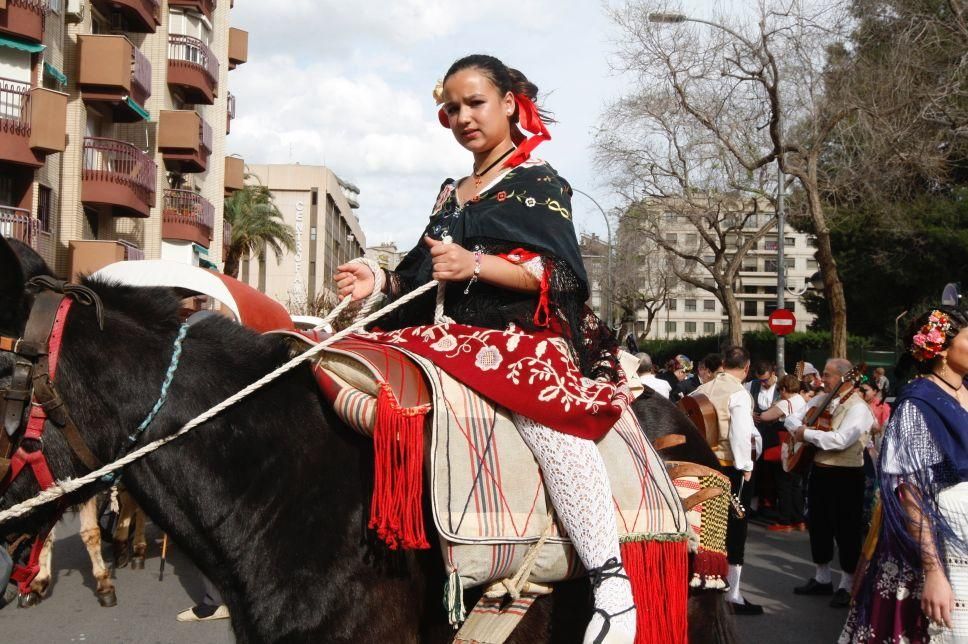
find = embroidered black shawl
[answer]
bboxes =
[377,160,618,380]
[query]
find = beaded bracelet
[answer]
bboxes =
[464,250,483,295]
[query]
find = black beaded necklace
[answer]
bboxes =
[473,147,515,188]
[931,371,966,392]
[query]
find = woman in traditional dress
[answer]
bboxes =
[334,54,636,644]
[841,307,968,643]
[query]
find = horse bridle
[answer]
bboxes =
[0,276,105,594]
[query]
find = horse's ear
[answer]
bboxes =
[0,236,27,335]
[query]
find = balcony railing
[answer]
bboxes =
[0,77,30,136]
[227,92,236,120]
[0,205,39,248]
[222,220,232,249]
[82,136,158,201]
[168,34,219,83]
[131,45,152,103]
[163,189,214,237]
[118,239,145,260]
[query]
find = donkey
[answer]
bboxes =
[0,237,734,643]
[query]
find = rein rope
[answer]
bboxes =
[0,279,442,526]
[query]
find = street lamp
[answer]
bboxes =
[572,188,613,328]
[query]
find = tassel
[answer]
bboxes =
[443,568,467,628]
[621,538,689,644]
[368,383,431,550]
[689,548,729,590]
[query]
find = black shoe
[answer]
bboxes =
[829,588,851,608]
[729,598,764,615]
[794,578,834,595]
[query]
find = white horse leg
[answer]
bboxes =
[79,498,116,607]
[113,489,134,568]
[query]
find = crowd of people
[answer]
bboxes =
[635,307,968,642]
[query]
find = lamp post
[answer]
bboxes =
[572,188,613,328]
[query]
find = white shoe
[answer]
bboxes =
[176,604,230,622]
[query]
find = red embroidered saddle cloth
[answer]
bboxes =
[287,324,688,586]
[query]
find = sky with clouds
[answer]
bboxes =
[226,0,736,250]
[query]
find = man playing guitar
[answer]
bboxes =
[785,358,876,609]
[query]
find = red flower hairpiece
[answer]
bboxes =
[910,310,952,362]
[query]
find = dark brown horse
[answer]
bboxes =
[0,237,734,643]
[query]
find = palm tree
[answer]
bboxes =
[222,183,296,279]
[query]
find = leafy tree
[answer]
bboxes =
[222,184,296,279]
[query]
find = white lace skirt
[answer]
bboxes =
[931,482,968,643]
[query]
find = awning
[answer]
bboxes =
[43,62,67,86]
[0,35,45,54]
[124,96,150,122]
[192,242,210,256]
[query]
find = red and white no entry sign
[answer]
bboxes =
[768,308,797,336]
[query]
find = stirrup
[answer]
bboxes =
[586,557,635,644]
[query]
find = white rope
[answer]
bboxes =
[0,279,442,526]
[434,236,455,325]
[316,258,386,332]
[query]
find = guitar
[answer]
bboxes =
[677,393,746,518]
[781,365,866,474]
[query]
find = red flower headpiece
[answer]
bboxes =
[910,310,953,362]
[437,93,551,168]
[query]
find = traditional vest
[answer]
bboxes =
[695,372,750,465]
[814,392,870,468]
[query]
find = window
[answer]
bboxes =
[664,212,678,223]
[702,255,714,264]
[763,285,777,295]
[785,257,796,270]
[763,238,779,251]
[704,322,716,334]
[764,259,779,273]
[742,285,757,294]
[37,185,52,233]
[664,233,678,245]
[665,321,677,333]
[703,278,715,288]
[703,299,715,311]
[765,301,779,316]
[743,300,758,316]
[685,322,697,334]
[311,189,318,206]
[685,233,698,246]
[685,299,697,312]
[666,298,677,311]
[785,236,796,247]
[742,258,757,271]
[807,258,818,270]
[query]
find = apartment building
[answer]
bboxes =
[239,164,365,311]
[628,207,819,340]
[364,241,406,272]
[0,0,247,278]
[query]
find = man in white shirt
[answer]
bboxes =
[694,346,763,615]
[785,358,875,609]
[636,352,672,399]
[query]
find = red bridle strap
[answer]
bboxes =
[3,297,73,594]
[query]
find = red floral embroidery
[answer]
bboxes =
[496,191,507,202]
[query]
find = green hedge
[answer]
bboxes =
[637,330,888,372]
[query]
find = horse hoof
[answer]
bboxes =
[18,592,42,608]
[131,556,145,570]
[97,589,117,608]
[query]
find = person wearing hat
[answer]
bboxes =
[658,354,693,402]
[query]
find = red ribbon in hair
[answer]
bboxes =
[437,93,551,167]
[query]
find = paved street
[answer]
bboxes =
[0,515,848,643]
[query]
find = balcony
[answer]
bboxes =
[0,205,39,249]
[90,0,160,33]
[168,0,214,21]
[159,110,212,173]
[222,219,232,257]
[0,78,67,168]
[0,0,47,43]
[81,137,157,218]
[167,34,218,105]
[228,28,247,70]
[162,189,214,248]
[68,239,144,282]
[226,91,235,134]
[224,155,244,195]
[78,35,152,122]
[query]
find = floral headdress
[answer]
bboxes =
[910,309,953,362]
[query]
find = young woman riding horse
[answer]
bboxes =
[335,54,634,643]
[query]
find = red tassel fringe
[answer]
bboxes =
[621,539,689,644]
[691,548,729,590]
[368,383,431,550]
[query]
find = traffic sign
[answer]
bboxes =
[768,308,797,336]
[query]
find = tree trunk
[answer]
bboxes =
[723,286,743,346]
[223,249,241,279]
[805,178,849,358]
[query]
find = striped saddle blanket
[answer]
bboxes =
[290,332,688,593]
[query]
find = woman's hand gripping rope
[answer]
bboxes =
[0,279,443,526]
